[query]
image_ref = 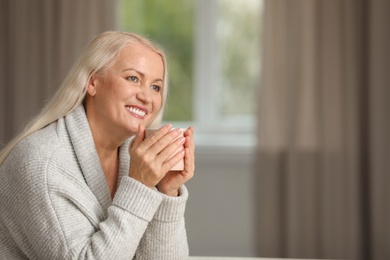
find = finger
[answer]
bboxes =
[184,127,195,152]
[157,135,186,165]
[146,127,183,155]
[183,147,195,178]
[184,126,194,137]
[130,124,145,150]
[143,124,172,149]
[183,127,195,174]
[161,147,185,173]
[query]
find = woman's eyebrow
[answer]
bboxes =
[122,68,144,76]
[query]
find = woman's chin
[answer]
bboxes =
[126,124,139,136]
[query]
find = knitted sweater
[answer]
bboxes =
[0,106,189,260]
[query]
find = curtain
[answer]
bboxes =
[0,0,117,149]
[256,0,389,259]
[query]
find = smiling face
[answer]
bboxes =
[85,42,164,144]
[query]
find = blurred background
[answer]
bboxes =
[0,0,389,259]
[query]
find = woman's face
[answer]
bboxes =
[86,42,164,139]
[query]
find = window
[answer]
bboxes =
[119,0,263,148]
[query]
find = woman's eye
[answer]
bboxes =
[127,76,138,83]
[151,85,161,92]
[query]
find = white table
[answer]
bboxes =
[190,258,261,260]
[189,257,328,260]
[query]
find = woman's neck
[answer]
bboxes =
[95,144,120,199]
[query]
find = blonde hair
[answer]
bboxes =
[0,31,169,165]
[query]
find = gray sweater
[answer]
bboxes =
[0,106,189,259]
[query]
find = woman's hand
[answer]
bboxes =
[156,127,195,196]
[129,124,187,189]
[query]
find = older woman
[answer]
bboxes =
[0,31,194,259]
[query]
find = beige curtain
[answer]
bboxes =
[256,0,389,259]
[0,0,117,149]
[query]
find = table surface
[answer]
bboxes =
[189,257,334,260]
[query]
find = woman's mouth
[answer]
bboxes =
[126,106,147,118]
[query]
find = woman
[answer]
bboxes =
[0,31,194,259]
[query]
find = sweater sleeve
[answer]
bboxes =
[135,185,189,259]
[51,173,164,260]
[0,151,164,260]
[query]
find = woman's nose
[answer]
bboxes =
[136,88,153,103]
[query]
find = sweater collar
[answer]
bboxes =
[64,105,130,211]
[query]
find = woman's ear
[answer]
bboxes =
[87,75,97,96]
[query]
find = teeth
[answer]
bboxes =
[127,107,146,117]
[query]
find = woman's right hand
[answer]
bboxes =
[128,124,186,188]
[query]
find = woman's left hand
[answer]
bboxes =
[156,127,195,196]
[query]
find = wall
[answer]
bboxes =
[185,147,258,257]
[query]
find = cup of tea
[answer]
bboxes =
[145,128,186,171]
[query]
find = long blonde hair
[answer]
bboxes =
[0,31,169,165]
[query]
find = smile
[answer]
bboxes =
[126,106,147,118]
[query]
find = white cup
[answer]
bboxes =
[145,128,186,171]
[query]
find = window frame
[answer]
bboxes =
[171,0,257,149]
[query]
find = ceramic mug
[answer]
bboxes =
[145,128,186,171]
